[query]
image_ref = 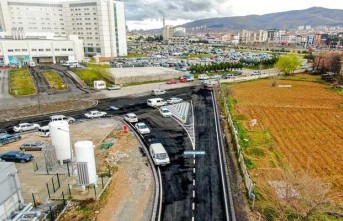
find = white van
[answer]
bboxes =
[63,60,80,68]
[147,98,167,107]
[50,115,75,124]
[149,143,170,166]
[38,126,50,137]
[152,89,166,96]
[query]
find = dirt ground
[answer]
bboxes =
[58,121,154,221]
[0,99,95,121]
[1,118,154,221]
[227,78,343,198]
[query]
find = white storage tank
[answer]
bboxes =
[49,121,72,164]
[74,141,97,185]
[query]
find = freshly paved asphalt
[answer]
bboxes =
[0,86,231,221]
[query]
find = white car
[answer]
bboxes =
[134,122,150,135]
[166,97,183,104]
[124,113,138,123]
[84,110,107,118]
[107,85,121,90]
[13,123,40,133]
[160,107,172,117]
[198,74,209,80]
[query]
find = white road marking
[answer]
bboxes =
[192,203,195,210]
[193,180,195,186]
[193,190,195,198]
[193,168,195,174]
[193,159,196,164]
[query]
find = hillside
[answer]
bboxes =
[181,7,343,31]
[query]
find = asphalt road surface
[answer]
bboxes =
[0,86,234,220]
[140,104,194,221]
[192,87,228,220]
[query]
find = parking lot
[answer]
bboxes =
[0,118,120,203]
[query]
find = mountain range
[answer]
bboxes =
[180,7,343,31]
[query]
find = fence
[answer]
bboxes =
[220,89,256,204]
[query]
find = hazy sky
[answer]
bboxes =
[125,0,343,30]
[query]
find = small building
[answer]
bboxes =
[169,30,190,46]
[0,162,24,220]
[93,80,106,89]
[0,32,84,65]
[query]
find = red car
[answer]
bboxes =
[167,79,177,84]
[180,77,188,83]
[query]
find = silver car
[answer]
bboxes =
[20,141,48,151]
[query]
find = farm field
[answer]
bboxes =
[224,77,343,218]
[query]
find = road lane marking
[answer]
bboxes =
[193,180,195,186]
[193,168,195,174]
[192,203,195,210]
[193,159,196,164]
[193,190,195,198]
[192,217,194,221]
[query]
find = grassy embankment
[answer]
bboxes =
[9,68,36,96]
[43,70,67,91]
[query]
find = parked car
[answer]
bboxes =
[152,89,166,96]
[134,122,151,135]
[20,141,48,151]
[38,126,50,137]
[84,110,107,118]
[50,115,75,123]
[204,83,214,91]
[13,123,40,133]
[160,107,172,117]
[0,129,7,134]
[0,133,21,146]
[124,113,138,123]
[0,151,33,163]
[166,97,183,104]
[166,79,177,84]
[198,74,209,80]
[107,85,121,90]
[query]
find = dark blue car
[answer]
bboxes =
[0,151,34,163]
[0,133,21,146]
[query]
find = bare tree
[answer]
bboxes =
[258,167,341,221]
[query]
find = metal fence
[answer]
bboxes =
[220,89,256,204]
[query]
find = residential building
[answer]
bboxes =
[0,0,127,58]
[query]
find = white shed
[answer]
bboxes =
[93,80,106,90]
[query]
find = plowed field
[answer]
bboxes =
[228,79,343,192]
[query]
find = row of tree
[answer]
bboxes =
[189,57,278,73]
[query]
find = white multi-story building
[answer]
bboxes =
[0,0,127,58]
[0,33,84,65]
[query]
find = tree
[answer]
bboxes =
[275,54,301,75]
[259,167,341,221]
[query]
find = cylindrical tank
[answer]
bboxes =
[74,141,97,185]
[49,121,72,163]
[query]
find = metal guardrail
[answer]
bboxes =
[124,120,162,221]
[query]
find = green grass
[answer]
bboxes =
[86,63,111,69]
[43,70,66,91]
[9,68,36,96]
[124,79,168,86]
[279,74,322,82]
[329,87,343,96]
[73,69,112,87]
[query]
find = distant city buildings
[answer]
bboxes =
[0,0,128,62]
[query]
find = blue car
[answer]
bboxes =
[0,133,21,146]
[0,151,34,163]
